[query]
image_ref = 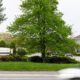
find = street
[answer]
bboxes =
[0,71,59,80]
[0,69,79,80]
[0,77,57,80]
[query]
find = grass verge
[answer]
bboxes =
[0,62,79,71]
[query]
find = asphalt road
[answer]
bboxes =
[0,77,58,80]
[0,71,59,80]
[0,70,79,80]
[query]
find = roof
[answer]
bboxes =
[74,35,80,39]
[0,32,13,42]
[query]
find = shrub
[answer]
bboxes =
[21,56,27,61]
[0,56,8,61]
[0,40,6,47]
[0,55,14,61]
[29,56,78,63]
[46,56,78,63]
[17,48,27,56]
[7,55,14,61]
[29,56,43,63]
[13,55,22,61]
[0,55,27,62]
[12,54,27,61]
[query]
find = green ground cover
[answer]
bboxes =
[0,62,79,71]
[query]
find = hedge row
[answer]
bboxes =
[29,56,78,63]
[0,55,78,63]
[0,55,27,61]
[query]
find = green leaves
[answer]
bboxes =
[8,0,76,57]
[0,0,6,24]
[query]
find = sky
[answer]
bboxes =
[0,0,80,37]
[59,0,80,37]
[0,0,21,32]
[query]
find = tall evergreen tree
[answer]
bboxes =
[8,0,76,62]
[0,0,5,24]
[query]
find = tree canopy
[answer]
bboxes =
[8,0,76,62]
[0,0,5,24]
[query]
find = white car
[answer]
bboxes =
[58,68,80,80]
[65,53,73,57]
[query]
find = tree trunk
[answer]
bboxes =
[42,49,46,62]
[38,2,46,62]
[13,47,16,55]
[40,38,46,62]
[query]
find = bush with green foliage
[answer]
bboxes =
[0,40,6,47]
[0,55,27,61]
[29,56,43,63]
[13,55,22,61]
[46,56,78,63]
[21,56,28,61]
[17,48,27,56]
[29,56,78,63]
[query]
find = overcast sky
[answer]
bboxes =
[0,0,80,37]
[0,0,21,32]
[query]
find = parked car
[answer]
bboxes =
[65,53,73,57]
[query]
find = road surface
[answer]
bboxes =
[0,71,59,80]
[0,70,79,80]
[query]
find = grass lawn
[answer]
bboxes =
[0,62,79,71]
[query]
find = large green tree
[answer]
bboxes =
[0,0,5,24]
[8,0,76,62]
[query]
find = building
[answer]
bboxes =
[0,32,13,43]
[0,33,13,55]
[74,35,80,45]
[74,35,80,53]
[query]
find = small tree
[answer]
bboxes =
[8,0,76,62]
